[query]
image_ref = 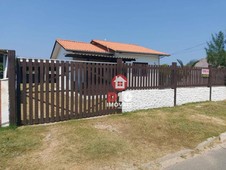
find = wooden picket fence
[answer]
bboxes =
[123,63,226,89]
[16,59,123,125]
[6,51,226,125]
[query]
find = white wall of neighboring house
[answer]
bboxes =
[3,55,8,79]
[0,79,9,127]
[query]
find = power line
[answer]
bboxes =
[170,42,206,55]
[170,28,226,55]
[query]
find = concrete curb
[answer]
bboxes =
[219,132,226,142]
[141,132,226,170]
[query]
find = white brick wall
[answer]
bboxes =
[122,89,174,112]
[176,87,209,105]
[122,86,226,112]
[212,86,226,101]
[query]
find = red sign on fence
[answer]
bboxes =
[107,92,118,103]
[111,74,127,91]
[201,69,209,78]
[107,74,128,105]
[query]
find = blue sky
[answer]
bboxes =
[0,0,226,64]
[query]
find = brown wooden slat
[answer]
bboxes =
[96,63,100,115]
[79,63,83,118]
[112,64,117,111]
[91,63,95,114]
[149,65,152,88]
[87,63,91,117]
[111,64,116,109]
[28,59,33,125]
[65,61,69,120]
[83,63,87,117]
[156,66,159,88]
[70,62,74,118]
[127,64,130,88]
[102,63,106,114]
[137,65,141,88]
[142,65,145,88]
[16,59,22,125]
[107,64,113,111]
[130,64,132,88]
[105,64,109,111]
[134,65,137,89]
[39,60,44,124]
[60,61,65,120]
[34,59,39,124]
[142,66,145,88]
[45,60,50,123]
[99,64,104,114]
[22,59,27,125]
[50,60,55,122]
[153,66,156,87]
[145,64,148,88]
[8,51,17,125]
[74,62,79,118]
[129,64,132,89]
[55,60,60,122]
[191,69,194,85]
[107,64,112,109]
[93,64,97,115]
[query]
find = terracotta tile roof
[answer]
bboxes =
[56,39,109,53]
[91,39,170,56]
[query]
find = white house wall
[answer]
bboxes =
[53,44,161,66]
[115,53,160,65]
[56,47,73,60]
[51,43,61,59]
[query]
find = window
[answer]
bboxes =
[117,81,123,86]
[132,62,148,76]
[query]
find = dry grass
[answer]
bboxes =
[1,101,226,169]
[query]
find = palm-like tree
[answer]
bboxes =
[177,59,199,67]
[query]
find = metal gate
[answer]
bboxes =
[16,59,120,125]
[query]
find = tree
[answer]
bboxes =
[186,59,199,67]
[205,31,226,67]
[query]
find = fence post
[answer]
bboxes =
[8,50,17,126]
[117,58,123,74]
[172,62,177,106]
[208,64,212,101]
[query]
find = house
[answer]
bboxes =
[195,58,208,68]
[50,39,170,91]
[0,49,9,79]
[50,39,170,65]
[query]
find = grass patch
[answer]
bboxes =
[0,126,46,169]
[1,101,226,169]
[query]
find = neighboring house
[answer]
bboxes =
[195,58,208,68]
[50,39,170,65]
[0,49,8,79]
